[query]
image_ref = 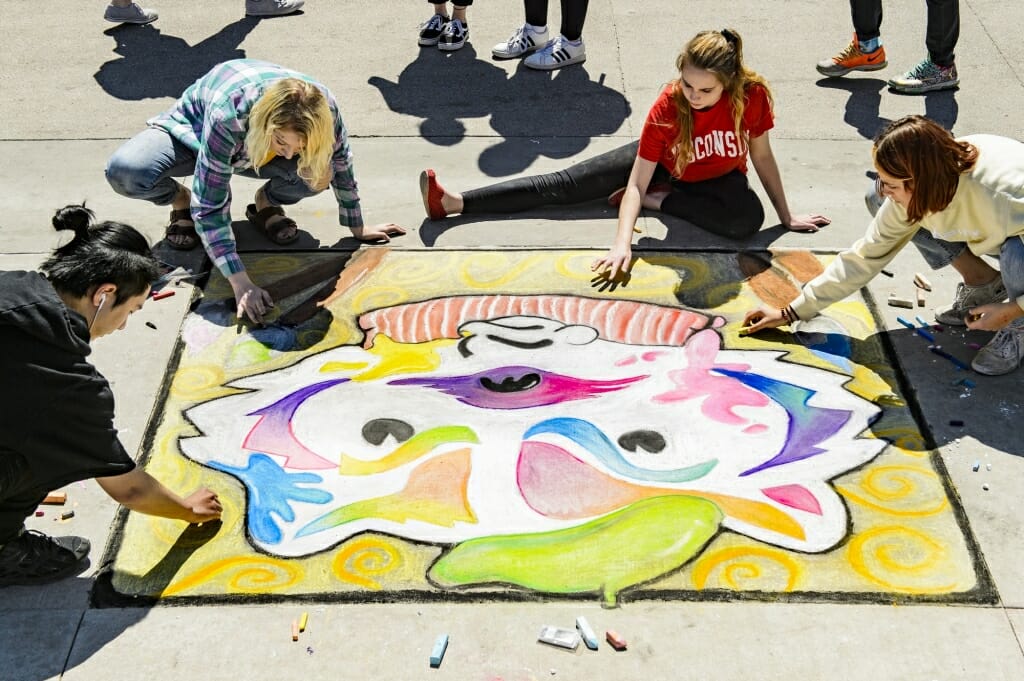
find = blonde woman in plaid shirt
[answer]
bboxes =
[107,59,405,323]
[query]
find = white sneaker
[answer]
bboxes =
[492,23,549,59]
[971,318,1024,376]
[524,34,586,71]
[245,0,304,17]
[104,2,158,24]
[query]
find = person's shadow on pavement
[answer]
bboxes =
[369,48,631,177]
[815,76,959,139]
[94,18,260,100]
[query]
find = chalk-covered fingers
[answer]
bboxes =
[353,223,407,243]
[741,307,787,334]
[184,487,222,523]
[591,246,633,280]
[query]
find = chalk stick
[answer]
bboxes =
[42,492,67,505]
[606,630,628,651]
[916,288,926,307]
[538,626,580,650]
[60,510,75,520]
[429,634,449,668]
[145,321,157,330]
[913,272,932,291]
[972,461,980,472]
[914,327,936,343]
[914,316,929,328]
[291,619,299,641]
[152,289,175,300]
[34,510,44,517]
[880,269,894,277]
[896,316,915,330]
[887,296,914,309]
[575,616,599,650]
[299,611,308,632]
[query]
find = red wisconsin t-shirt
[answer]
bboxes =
[637,83,774,182]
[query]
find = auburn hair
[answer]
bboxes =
[667,29,773,178]
[873,115,978,224]
[246,78,335,191]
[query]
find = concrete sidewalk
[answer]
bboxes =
[1,1,1022,679]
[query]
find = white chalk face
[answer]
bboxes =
[181,309,883,559]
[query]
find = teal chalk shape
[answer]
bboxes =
[429,634,449,668]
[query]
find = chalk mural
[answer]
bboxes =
[104,251,985,603]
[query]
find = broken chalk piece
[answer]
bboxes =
[887,296,914,309]
[291,620,299,642]
[34,510,44,517]
[982,483,990,491]
[914,315,930,328]
[916,288,926,307]
[60,511,75,520]
[430,634,449,668]
[632,225,642,233]
[538,626,581,650]
[972,461,980,472]
[880,269,894,277]
[299,611,308,632]
[145,321,157,330]
[152,289,175,301]
[575,616,599,651]
[986,463,992,471]
[913,272,933,291]
[42,492,67,505]
[606,630,628,651]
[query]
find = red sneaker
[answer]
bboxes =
[419,169,448,220]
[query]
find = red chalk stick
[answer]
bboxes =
[606,630,627,651]
[152,289,175,300]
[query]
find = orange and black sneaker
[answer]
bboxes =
[816,35,887,77]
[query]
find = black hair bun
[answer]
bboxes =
[52,204,95,236]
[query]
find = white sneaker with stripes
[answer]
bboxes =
[524,34,586,71]
[492,23,549,59]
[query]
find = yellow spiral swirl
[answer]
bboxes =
[838,465,948,517]
[691,545,802,591]
[847,526,959,593]
[161,556,303,596]
[332,538,404,590]
[373,255,442,287]
[169,364,227,401]
[459,252,540,289]
[350,285,411,313]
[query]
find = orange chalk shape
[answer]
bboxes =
[42,492,67,505]
[606,630,627,651]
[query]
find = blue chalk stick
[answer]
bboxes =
[896,317,916,330]
[915,316,930,328]
[576,616,599,651]
[914,327,936,342]
[430,634,449,668]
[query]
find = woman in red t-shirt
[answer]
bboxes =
[419,29,829,277]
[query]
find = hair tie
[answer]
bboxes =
[721,29,737,45]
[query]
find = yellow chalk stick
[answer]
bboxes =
[299,612,309,632]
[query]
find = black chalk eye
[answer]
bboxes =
[480,373,541,393]
[362,418,415,445]
[617,430,667,454]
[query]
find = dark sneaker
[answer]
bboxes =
[934,277,1007,326]
[972,318,1024,376]
[438,19,469,52]
[0,528,90,587]
[418,14,449,47]
[888,58,959,94]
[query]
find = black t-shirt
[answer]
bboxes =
[0,271,136,491]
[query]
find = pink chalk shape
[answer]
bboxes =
[761,485,823,515]
[743,424,769,435]
[614,356,638,367]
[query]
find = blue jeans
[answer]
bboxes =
[999,236,1024,302]
[106,127,319,208]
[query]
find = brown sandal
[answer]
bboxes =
[164,208,199,251]
[246,204,300,245]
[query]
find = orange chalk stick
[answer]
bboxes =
[291,619,300,642]
[606,630,627,651]
[42,492,67,505]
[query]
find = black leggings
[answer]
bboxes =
[525,0,589,41]
[461,141,766,240]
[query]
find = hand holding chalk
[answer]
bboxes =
[229,272,274,325]
[184,487,223,523]
[965,301,1019,332]
[741,307,786,335]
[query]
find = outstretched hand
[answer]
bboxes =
[741,307,788,335]
[353,223,407,243]
[785,213,831,233]
[966,301,1023,332]
[591,245,633,280]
